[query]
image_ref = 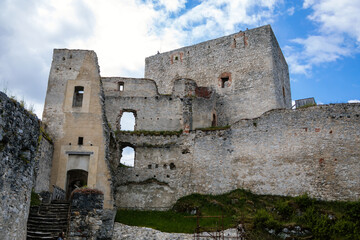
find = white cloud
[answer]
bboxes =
[285,0,360,75]
[348,99,360,103]
[287,7,295,16]
[0,0,281,119]
[158,0,186,12]
[304,0,360,42]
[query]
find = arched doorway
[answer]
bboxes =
[66,169,88,199]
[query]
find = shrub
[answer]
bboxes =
[30,190,41,206]
[276,200,293,219]
[294,193,313,210]
[254,209,281,232]
[299,207,332,239]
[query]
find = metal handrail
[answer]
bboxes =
[52,185,66,201]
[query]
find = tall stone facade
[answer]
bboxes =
[41,24,360,211]
[145,25,291,123]
[42,49,113,208]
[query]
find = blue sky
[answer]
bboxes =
[0,0,359,119]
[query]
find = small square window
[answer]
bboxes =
[78,137,83,145]
[221,77,229,88]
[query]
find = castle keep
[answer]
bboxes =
[41,24,359,211]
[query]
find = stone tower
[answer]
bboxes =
[42,49,112,208]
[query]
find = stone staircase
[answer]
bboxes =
[27,201,70,239]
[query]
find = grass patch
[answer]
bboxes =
[115,189,360,239]
[30,190,41,206]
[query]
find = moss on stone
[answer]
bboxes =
[30,190,41,206]
[195,125,230,131]
[115,129,183,137]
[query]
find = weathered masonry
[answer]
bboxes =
[41,24,360,210]
[42,50,113,208]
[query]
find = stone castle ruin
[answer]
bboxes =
[1,24,360,238]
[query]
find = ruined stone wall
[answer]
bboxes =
[113,133,193,209]
[112,104,360,209]
[34,130,54,193]
[68,190,115,240]
[103,78,216,132]
[0,92,40,240]
[145,25,291,123]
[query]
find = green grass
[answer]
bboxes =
[115,189,360,239]
[30,190,41,206]
[195,125,230,131]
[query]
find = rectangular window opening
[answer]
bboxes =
[73,86,84,107]
[78,137,84,145]
[221,77,229,88]
[118,82,124,91]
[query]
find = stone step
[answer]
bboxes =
[26,231,54,239]
[27,235,56,240]
[26,201,70,240]
[27,226,66,233]
[29,213,68,218]
[29,215,68,221]
[27,220,68,226]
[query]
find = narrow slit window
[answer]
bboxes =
[73,86,84,107]
[118,82,124,91]
[78,137,83,145]
[212,113,217,127]
[282,86,285,98]
[221,77,229,88]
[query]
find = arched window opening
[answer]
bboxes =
[120,112,136,131]
[73,86,84,107]
[120,146,135,167]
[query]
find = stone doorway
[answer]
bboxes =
[66,169,88,199]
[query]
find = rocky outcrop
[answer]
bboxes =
[113,223,243,240]
[0,92,40,240]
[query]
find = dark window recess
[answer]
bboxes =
[73,86,84,107]
[170,163,176,170]
[118,82,124,91]
[282,86,285,98]
[221,77,229,88]
[78,137,83,145]
[212,114,217,127]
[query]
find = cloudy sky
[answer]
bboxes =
[1,0,360,118]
